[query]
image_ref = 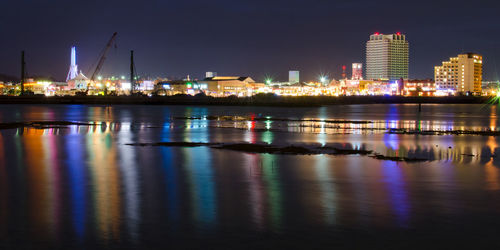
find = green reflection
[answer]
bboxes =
[261,154,282,232]
[313,155,336,225]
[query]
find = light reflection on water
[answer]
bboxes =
[1,104,500,248]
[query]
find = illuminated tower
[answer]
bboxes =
[352,63,363,80]
[66,46,78,82]
[366,33,409,80]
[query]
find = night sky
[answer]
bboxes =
[1,0,499,82]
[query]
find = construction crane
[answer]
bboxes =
[85,32,118,93]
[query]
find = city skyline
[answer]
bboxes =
[1,0,499,82]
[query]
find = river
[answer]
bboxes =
[0,104,499,249]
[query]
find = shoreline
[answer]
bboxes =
[0,95,493,106]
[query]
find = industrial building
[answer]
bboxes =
[366,33,409,80]
[434,53,482,95]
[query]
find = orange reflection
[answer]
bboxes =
[490,106,497,131]
[87,129,121,241]
[23,128,53,240]
[485,136,500,190]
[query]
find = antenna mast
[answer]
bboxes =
[130,50,136,94]
[20,51,25,96]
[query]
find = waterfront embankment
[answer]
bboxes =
[0,94,493,106]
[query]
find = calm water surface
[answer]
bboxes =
[1,104,500,249]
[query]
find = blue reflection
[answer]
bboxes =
[383,133,400,153]
[66,134,86,239]
[160,120,180,222]
[182,109,217,229]
[382,161,410,227]
[188,114,217,226]
[117,123,140,242]
[184,146,217,229]
[66,105,85,121]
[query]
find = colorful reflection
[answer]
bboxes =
[0,105,499,248]
[21,128,63,241]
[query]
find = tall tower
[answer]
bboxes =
[66,46,78,82]
[366,33,409,80]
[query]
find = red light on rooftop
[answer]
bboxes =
[396,32,401,35]
[374,32,379,35]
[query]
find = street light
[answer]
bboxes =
[320,77,326,84]
[319,75,328,85]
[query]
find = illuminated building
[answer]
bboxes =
[200,76,256,97]
[352,63,363,80]
[434,53,482,95]
[67,72,89,90]
[366,33,409,80]
[22,80,50,95]
[135,80,155,91]
[66,46,78,82]
[402,79,436,96]
[155,80,207,96]
[289,71,300,84]
[482,81,500,96]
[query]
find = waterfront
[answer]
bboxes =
[1,104,500,249]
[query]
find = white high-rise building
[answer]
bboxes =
[366,33,409,80]
[289,70,299,84]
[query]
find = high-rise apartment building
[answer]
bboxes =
[366,33,409,80]
[352,63,363,80]
[434,53,482,94]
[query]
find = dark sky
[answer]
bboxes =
[1,0,499,82]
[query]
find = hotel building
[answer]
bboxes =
[366,33,409,80]
[434,53,482,95]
